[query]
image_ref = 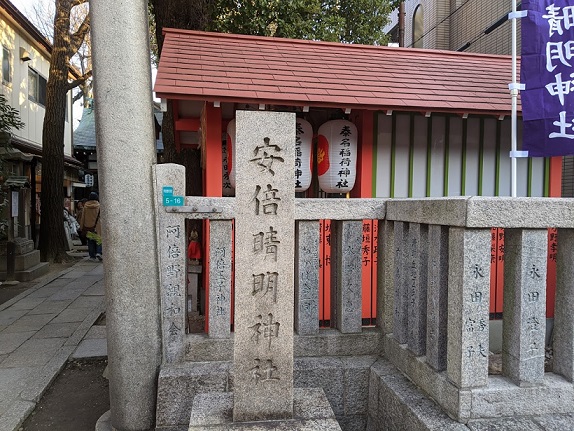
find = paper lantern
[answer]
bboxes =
[222,122,234,197]
[295,118,313,192]
[317,119,358,194]
[226,119,236,190]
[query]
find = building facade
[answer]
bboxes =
[385,0,518,55]
[0,0,81,243]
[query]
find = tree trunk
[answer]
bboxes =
[39,0,74,262]
[162,100,177,163]
[151,0,214,164]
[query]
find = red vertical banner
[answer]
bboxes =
[489,228,497,315]
[495,228,505,316]
[319,220,324,323]
[371,220,378,324]
[230,219,235,328]
[489,228,505,318]
[319,220,332,327]
[547,228,558,318]
[361,220,373,325]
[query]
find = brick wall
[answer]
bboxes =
[401,0,521,54]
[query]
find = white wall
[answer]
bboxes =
[375,112,546,198]
[0,10,74,157]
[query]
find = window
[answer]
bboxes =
[28,68,46,106]
[2,46,11,85]
[412,5,424,49]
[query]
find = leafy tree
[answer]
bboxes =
[212,0,396,45]
[30,0,93,112]
[0,95,25,240]
[40,0,91,263]
[0,94,25,134]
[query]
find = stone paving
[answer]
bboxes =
[0,258,105,431]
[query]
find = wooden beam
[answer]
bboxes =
[175,118,200,131]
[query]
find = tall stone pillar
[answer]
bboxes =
[233,111,295,422]
[90,1,161,429]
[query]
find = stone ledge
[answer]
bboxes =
[383,335,468,421]
[188,388,341,430]
[155,362,232,428]
[385,197,574,228]
[295,198,386,221]
[185,329,382,362]
[383,335,574,422]
[0,262,49,282]
[368,358,469,431]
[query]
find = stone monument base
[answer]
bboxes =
[0,239,48,281]
[188,388,342,430]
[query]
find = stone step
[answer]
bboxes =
[15,250,41,271]
[367,359,468,431]
[0,261,49,282]
[0,250,41,271]
[188,389,341,430]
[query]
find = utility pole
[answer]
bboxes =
[399,1,405,47]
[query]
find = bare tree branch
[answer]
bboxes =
[72,91,84,104]
[71,0,89,7]
[67,70,92,91]
[68,14,90,56]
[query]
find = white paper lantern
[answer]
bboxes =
[317,119,358,194]
[295,118,313,192]
[226,119,236,190]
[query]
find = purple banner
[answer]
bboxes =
[521,0,574,156]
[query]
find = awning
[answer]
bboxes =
[0,147,33,162]
[3,175,30,188]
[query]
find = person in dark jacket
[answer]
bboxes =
[80,192,102,261]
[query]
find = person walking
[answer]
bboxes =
[80,192,102,261]
[75,198,88,245]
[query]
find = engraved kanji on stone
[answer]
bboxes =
[470,291,483,303]
[249,137,284,175]
[167,244,182,259]
[168,322,181,337]
[252,184,281,215]
[529,264,541,279]
[467,344,487,358]
[249,313,280,349]
[166,225,181,239]
[465,317,487,332]
[251,272,279,302]
[165,263,182,277]
[528,291,540,302]
[472,264,485,279]
[527,316,541,331]
[529,339,542,354]
[250,359,280,384]
[165,284,182,297]
[166,304,181,316]
[253,226,280,261]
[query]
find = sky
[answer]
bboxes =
[10,0,38,19]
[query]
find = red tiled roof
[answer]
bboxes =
[155,29,518,116]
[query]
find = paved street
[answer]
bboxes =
[0,258,106,431]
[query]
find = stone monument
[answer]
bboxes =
[233,111,296,421]
[188,110,341,430]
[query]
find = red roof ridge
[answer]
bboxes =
[161,27,514,62]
